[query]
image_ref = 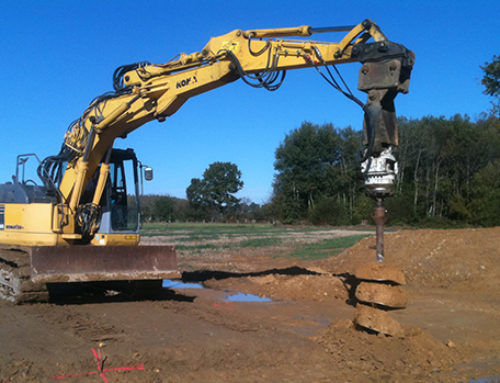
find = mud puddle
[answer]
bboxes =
[162,278,273,302]
[470,377,500,383]
[226,292,272,302]
[162,279,204,289]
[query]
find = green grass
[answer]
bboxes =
[165,236,283,251]
[290,234,371,260]
[238,237,283,247]
[140,222,325,239]
[173,234,222,242]
[141,223,371,258]
[175,243,231,251]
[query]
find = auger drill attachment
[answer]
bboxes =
[353,42,414,336]
[354,41,415,262]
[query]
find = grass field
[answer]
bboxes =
[141,222,373,260]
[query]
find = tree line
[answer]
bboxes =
[138,193,271,223]
[140,113,500,227]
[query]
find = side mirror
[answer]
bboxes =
[144,167,153,181]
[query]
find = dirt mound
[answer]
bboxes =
[205,273,349,302]
[319,227,500,289]
[315,321,459,382]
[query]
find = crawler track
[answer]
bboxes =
[0,247,49,304]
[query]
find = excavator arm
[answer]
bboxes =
[38,19,414,238]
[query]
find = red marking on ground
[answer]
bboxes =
[213,303,235,311]
[91,347,108,382]
[52,348,145,381]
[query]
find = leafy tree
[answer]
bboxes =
[469,160,500,226]
[273,122,340,218]
[154,197,175,222]
[395,114,500,225]
[481,55,500,114]
[186,162,243,220]
[235,198,273,223]
[138,195,189,222]
[309,197,349,226]
[272,122,362,223]
[482,55,500,98]
[203,162,244,212]
[186,178,208,209]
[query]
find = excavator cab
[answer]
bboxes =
[89,148,141,246]
[4,148,144,245]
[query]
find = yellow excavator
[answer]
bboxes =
[0,19,414,303]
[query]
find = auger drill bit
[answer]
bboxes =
[372,197,388,262]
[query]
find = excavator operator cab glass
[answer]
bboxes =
[109,161,136,231]
[97,148,140,234]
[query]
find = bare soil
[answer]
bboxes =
[1,227,500,382]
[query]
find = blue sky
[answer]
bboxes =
[1,1,498,203]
